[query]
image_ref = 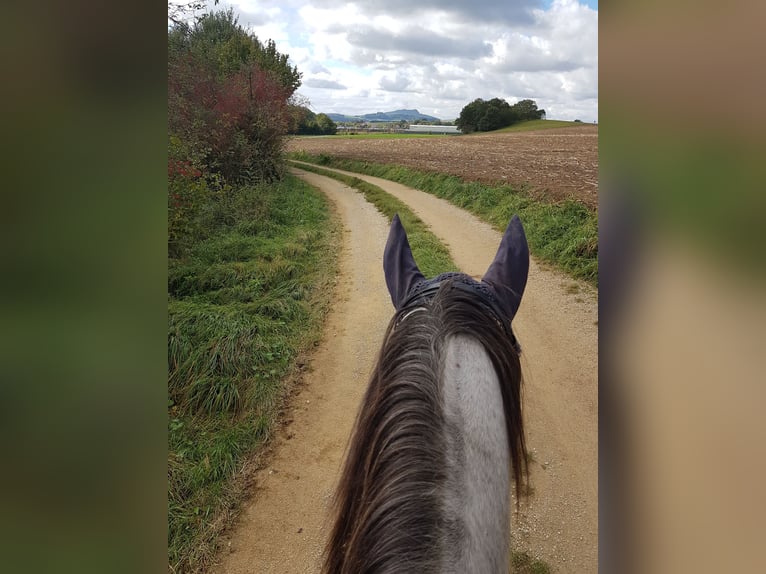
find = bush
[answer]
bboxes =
[168,136,213,257]
[168,9,301,184]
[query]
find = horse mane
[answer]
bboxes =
[324,279,528,574]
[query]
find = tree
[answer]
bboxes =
[456,97,544,133]
[486,98,517,129]
[168,9,301,183]
[315,113,337,135]
[289,107,337,135]
[510,99,545,121]
[456,98,486,133]
[457,97,515,132]
[172,9,301,93]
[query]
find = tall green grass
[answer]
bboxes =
[291,154,598,285]
[293,163,457,278]
[168,175,338,573]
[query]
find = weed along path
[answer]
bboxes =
[215,166,598,573]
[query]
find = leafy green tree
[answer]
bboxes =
[315,113,337,135]
[458,97,514,132]
[510,99,545,121]
[168,9,301,183]
[289,105,315,134]
[170,10,301,92]
[486,98,517,129]
[456,98,485,133]
[290,107,338,135]
[457,97,544,132]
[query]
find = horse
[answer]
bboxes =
[324,214,530,574]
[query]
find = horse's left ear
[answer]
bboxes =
[383,214,425,310]
[481,215,529,318]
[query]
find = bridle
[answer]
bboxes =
[395,275,522,355]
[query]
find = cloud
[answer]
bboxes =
[378,72,411,92]
[489,34,582,73]
[307,62,330,74]
[304,78,347,90]
[311,0,539,25]
[346,25,492,59]
[205,0,598,122]
[217,2,272,27]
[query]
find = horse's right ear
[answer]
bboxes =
[481,215,529,318]
[383,214,425,310]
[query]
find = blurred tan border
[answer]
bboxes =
[601,2,766,572]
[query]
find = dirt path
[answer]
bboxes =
[213,167,598,573]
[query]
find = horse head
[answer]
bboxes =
[384,212,529,325]
[326,214,530,574]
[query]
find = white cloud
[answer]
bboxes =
[201,0,597,121]
[304,77,347,89]
[379,72,411,92]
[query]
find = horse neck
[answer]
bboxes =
[441,334,511,573]
[326,326,514,574]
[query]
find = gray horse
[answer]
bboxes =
[325,214,530,573]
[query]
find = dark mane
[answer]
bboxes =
[324,279,528,574]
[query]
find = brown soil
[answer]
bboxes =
[286,125,599,209]
[212,167,598,573]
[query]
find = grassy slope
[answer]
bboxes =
[168,175,338,573]
[493,119,589,133]
[291,155,598,285]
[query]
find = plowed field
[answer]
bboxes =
[286,125,598,209]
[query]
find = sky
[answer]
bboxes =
[201,0,597,122]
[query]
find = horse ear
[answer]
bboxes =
[383,214,425,310]
[481,215,529,318]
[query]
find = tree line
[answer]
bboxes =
[456,98,545,133]
[290,107,338,135]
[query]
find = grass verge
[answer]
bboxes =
[290,154,598,286]
[168,174,339,573]
[292,163,457,278]
[494,119,590,133]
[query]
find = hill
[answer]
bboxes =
[326,109,441,123]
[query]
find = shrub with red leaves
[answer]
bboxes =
[168,10,300,184]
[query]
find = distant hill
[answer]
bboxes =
[326,109,441,123]
[325,113,360,123]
